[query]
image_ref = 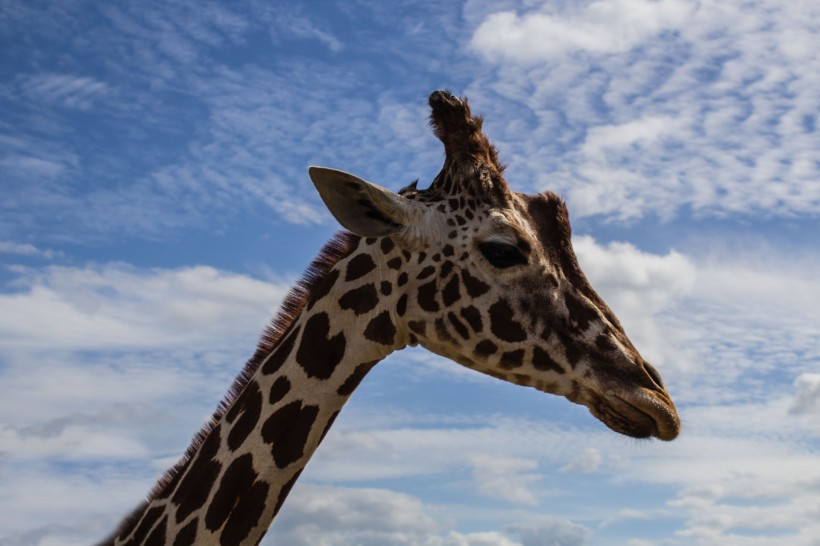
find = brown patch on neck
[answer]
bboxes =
[102,231,359,545]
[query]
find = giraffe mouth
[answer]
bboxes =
[590,390,680,441]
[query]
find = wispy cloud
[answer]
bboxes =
[561,447,601,473]
[471,0,694,61]
[471,454,541,505]
[0,263,288,350]
[260,4,344,53]
[572,235,696,370]
[505,517,591,546]
[0,1,447,243]
[790,373,820,418]
[467,0,820,221]
[269,484,588,546]
[0,241,60,259]
[16,73,110,110]
[1,235,818,544]
[0,261,294,543]
[2,2,818,545]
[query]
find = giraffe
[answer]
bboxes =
[101,90,680,546]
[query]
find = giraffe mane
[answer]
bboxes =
[116,231,359,533]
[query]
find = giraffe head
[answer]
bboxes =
[310,90,680,441]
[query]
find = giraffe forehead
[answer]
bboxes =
[476,208,532,241]
[515,191,572,250]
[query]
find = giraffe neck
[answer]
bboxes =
[108,235,407,546]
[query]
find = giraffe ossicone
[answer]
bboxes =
[103,90,680,546]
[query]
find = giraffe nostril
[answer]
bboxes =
[642,360,665,391]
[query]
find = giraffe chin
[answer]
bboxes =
[590,391,680,442]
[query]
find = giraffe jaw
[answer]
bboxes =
[590,390,680,441]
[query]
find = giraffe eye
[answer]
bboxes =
[479,241,528,269]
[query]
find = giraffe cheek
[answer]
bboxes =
[461,269,490,298]
[474,340,497,357]
[396,294,408,317]
[532,346,566,375]
[564,291,601,332]
[435,318,457,344]
[488,299,527,343]
[446,311,470,340]
[459,305,483,334]
[417,280,440,312]
[499,349,525,370]
[441,275,461,307]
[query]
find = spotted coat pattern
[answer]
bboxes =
[101,91,679,546]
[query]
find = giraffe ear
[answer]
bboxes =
[309,166,422,238]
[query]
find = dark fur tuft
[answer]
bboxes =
[426,91,507,203]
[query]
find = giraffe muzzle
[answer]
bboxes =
[592,389,680,441]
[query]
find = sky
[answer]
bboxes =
[0,0,818,545]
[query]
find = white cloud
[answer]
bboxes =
[468,0,820,221]
[269,484,584,546]
[660,250,820,404]
[1,238,818,545]
[0,133,79,184]
[471,454,541,505]
[572,235,696,370]
[265,8,344,53]
[0,261,295,544]
[561,448,601,473]
[17,73,110,110]
[567,234,820,410]
[669,477,820,546]
[305,235,819,543]
[790,373,820,417]
[471,0,694,62]
[311,412,615,485]
[270,484,444,546]
[2,4,370,241]
[0,460,154,545]
[580,115,685,159]
[0,241,60,259]
[605,392,820,544]
[6,233,816,544]
[3,2,817,545]
[444,532,521,546]
[0,260,293,473]
[2,407,139,452]
[0,154,69,180]
[505,517,591,546]
[0,263,288,350]
[596,274,815,538]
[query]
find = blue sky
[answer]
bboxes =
[1,1,818,545]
